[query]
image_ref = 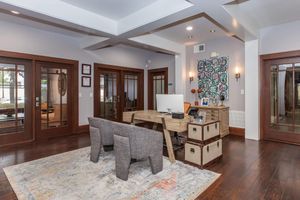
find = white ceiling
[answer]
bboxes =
[61,0,159,20]
[0,12,87,38]
[0,0,259,54]
[155,17,228,46]
[224,0,300,32]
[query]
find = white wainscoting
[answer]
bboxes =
[229,110,245,128]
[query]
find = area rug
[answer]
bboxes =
[4,147,220,200]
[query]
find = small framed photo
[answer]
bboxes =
[81,76,91,87]
[82,64,91,75]
[201,98,209,106]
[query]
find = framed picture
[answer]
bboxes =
[201,98,209,106]
[81,76,91,87]
[82,64,91,75]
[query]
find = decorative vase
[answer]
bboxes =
[220,95,225,106]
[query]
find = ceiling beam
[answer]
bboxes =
[0,0,118,35]
[224,0,250,5]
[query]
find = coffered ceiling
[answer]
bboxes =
[0,0,295,54]
[61,0,160,20]
[155,17,228,46]
[224,0,300,35]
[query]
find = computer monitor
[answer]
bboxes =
[156,94,184,113]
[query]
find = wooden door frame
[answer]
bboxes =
[94,63,144,121]
[260,50,300,145]
[0,50,79,147]
[35,61,74,140]
[148,67,168,110]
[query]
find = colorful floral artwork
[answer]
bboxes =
[197,56,229,99]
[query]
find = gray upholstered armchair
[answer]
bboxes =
[88,117,114,162]
[112,122,163,181]
[88,117,163,181]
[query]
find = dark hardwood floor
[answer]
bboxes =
[0,134,299,200]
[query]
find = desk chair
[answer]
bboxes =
[184,102,191,114]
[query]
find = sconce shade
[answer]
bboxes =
[189,71,194,83]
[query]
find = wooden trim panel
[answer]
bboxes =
[229,127,245,137]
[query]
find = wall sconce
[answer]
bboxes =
[189,71,194,83]
[235,66,241,81]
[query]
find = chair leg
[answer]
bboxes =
[90,126,101,163]
[149,154,163,174]
[114,135,131,181]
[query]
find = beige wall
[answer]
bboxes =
[185,36,245,112]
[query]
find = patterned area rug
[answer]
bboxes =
[4,147,220,200]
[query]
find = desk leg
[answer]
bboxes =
[130,113,136,125]
[161,118,175,163]
[152,123,158,130]
[163,129,176,163]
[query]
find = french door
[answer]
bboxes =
[94,69,121,121]
[35,62,73,139]
[262,56,300,144]
[94,64,144,121]
[0,57,33,146]
[148,68,168,110]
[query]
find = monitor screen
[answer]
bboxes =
[156,94,184,113]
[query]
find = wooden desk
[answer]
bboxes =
[123,110,191,163]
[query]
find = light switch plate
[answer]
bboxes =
[241,89,245,95]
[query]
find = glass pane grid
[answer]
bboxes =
[0,64,25,134]
[269,62,300,133]
[41,67,68,130]
[124,74,138,111]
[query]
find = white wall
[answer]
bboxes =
[143,52,176,108]
[130,34,186,96]
[0,19,175,125]
[245,40,260,140]
[186,36,245,128]
[260,20,300,55]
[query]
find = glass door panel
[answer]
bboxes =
[40,67,68,129]
[270,68,277,125]
[0,64,25,134]
[99,72,119,120]
[268,61,300,134]
[0,58,33,147]
[148,68,168,110]
[153,74,165,110]
[124,74,138,111]
[294,67,300,131]
[36,62,72,139]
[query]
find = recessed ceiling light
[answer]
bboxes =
[186,26,193,31]
[210,29,216,33]
[11,10,20,15]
